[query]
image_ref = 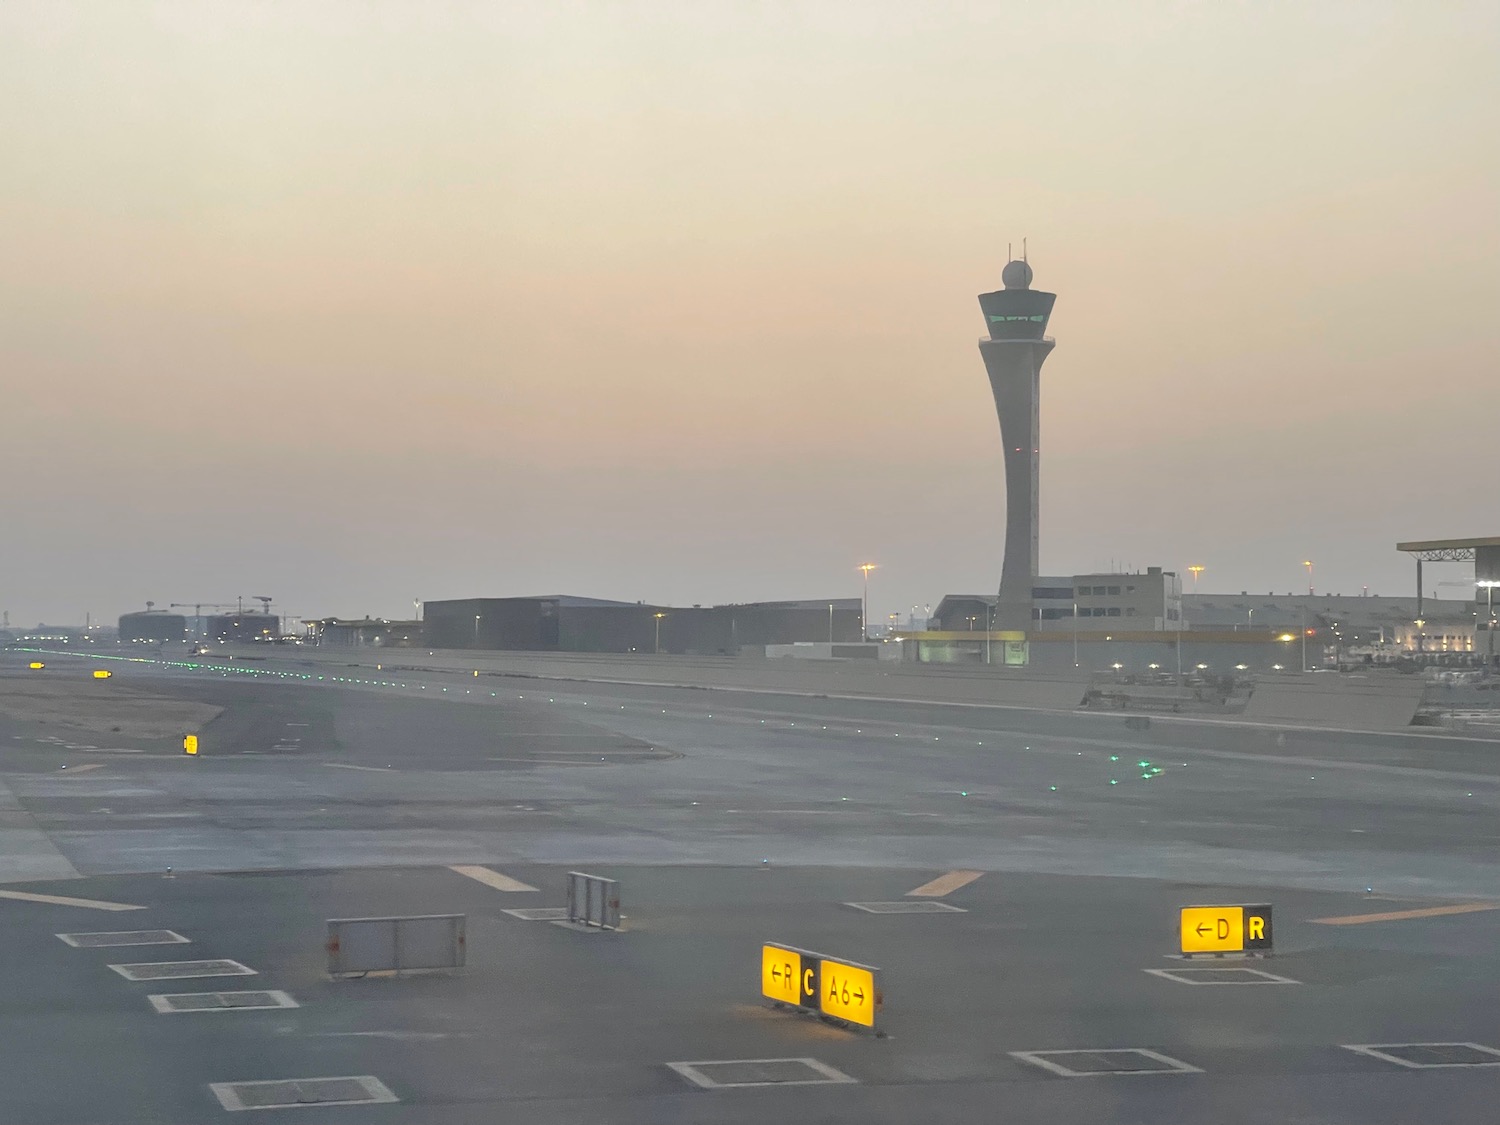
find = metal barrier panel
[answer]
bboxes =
[326,914,466,976]
[566,872,620,930]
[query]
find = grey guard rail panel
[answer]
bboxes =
[326,914,466,976]
[566,872,621,930]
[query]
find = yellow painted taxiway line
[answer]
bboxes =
[906,870,984,898]
[449,865,538,893]
[1311,903,1500,926]
[0,890,146,912]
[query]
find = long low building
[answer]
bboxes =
[421,595,863,654]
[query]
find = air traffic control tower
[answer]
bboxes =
[979,259,1056,632]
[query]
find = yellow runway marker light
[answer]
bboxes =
[92,670,112,679]
[183,735,198,756]
[28,662,45,669]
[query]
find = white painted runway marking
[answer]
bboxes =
[0,890,146,912]
[449,865,538,892]
[323,763,393,772]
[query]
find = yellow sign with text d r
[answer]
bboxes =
[183,735,198,756]
[1180,904,1273,954]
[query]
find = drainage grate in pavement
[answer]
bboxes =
[667,1058,857,1089]
[502,907,570,921]
[149,990,298,1013]
[210,1075,398,1110]
[1343,1043,1500,1069]
[1144,967,1300,986]
[844,901,968,914]
[109,959,256,981]
[1011,1049,1203,1077]
[57,930,189,949]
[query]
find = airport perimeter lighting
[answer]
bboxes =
[1188,565,1205,591]
[1303,559,1314,595]
[653,612,668,654]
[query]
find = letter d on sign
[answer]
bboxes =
[1217,918,1229,939]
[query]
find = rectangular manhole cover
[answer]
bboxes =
[1011,1049,1202,1077]
[1145,967,1300,985]
[502,907,570,921]
[210,1076,398,1110]
[109,959,256,981]
[150,990,298,1013]
[1344,1043,1500,1068]
[57,930,189,949]
[667,1058,857,1089]
[845,901,967,914]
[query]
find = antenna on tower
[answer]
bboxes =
[1023,237,1028,263]
[1007,241,1012,263]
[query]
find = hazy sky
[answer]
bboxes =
[3,1,1497,628]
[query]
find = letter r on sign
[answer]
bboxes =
[1248,916,1264,941]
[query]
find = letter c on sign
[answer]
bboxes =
[803,967,814,998]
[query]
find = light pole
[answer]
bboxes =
[1303,559,1314,596]
[1072,601,1079,669]
[473,614,481,646]
[858,563,876,641]
[1485,583,1497,666]
[828,603,834,643]
[654,612,667,654]
[986,601,994,666]
[1188,565,1204,592]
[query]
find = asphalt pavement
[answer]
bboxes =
[4,647,1500,1123]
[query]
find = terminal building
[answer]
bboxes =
[205,613,280,644]
[118,611,187,643]
[303,618,423,648]
[421,595,862,655]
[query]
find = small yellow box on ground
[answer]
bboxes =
[92,670,112,679]
[28,662,44,670]
[183,735,199,756]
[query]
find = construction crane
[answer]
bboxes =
[169,603,238,617]
[252,596,274,616]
